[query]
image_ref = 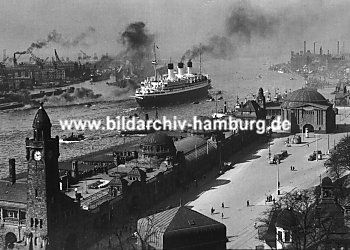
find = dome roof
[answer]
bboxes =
[142,132,175,149]
[276,208,298,229]
[322,177,333,187]
[281,88,329,109]
[32,103,51,130]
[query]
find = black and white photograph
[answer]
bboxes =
[0,0,350,249]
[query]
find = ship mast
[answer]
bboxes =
[199,43,202,75]
[152,43,158,81]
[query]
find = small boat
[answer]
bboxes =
[60,133,85,143]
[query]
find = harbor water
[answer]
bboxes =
[0,57,305,177]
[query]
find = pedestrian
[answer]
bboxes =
[211,207,214,214]
[307,143,309,147]
[247,200,250,207]
[221,212,224,219]
[278,181,280,188]
[222,202,225,208]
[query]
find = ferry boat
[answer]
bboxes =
[133,46,211,107]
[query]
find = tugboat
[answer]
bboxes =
[133,44,211,107]
[60,133,85,143]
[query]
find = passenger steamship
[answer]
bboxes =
[133,60,211,107]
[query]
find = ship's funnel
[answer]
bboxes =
[187,60,193,75]
[177,62,184,77]
[167,63,175,80]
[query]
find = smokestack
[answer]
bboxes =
[313,42,316,54]
[338,41,340,55]
[187,60,193,75]
[167,63,175,80]
[9,158,16,184]
[304,41,306,54]
[177,62,184,77]
[13,53,17,66]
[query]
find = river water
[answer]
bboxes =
[0,57,305,177]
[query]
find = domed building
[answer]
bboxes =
[281,88,336,133]
[140,132,176,159]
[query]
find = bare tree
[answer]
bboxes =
[260,189,337,250]
[327,136,350,179]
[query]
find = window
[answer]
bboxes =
[35,218,39,228]
[40,219,43,228]
[35,189,39,198]
[30,218,34,227]
[278,231,283,242]
[6,210,18,218]
[285,231,291,242]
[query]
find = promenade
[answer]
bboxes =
[189,108,350,249]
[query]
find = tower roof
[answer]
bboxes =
[32,103,51,130]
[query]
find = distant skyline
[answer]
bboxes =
[1,0,350,61]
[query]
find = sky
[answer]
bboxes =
[0,0,350,61]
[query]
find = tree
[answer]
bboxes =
[135,215,159,250]
[260,189,337,249]
[327,136,350,179]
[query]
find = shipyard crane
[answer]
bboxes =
[80,50,91,60]
[54,49,62,64]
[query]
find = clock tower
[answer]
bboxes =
[25,103,60,249]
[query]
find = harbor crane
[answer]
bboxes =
[80,50,91,60]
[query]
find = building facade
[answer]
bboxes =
[281,88,336,133]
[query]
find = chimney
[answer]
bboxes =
[167,63,175,80]
[9,158,16,184]
[177,62,184,77]
[187,60,192,75]
[313,42,316,54]
[223,101,227,113]
[13,53,17,66]
[338,41,340,55]
[304,41,306,54]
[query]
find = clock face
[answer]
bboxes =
[34,151,42,161]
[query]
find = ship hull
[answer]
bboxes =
[135,82,210,107]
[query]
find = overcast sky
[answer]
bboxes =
[0,0,349,61]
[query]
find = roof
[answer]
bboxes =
[275,208,299,229]
[32,103,52,130]
[138,206,225,237]
[281,88,330,109]
[322,177,333,187]
[141,132,175,149]
[174,136,207,154]
[237,100,262,113]
[0,181,27,204]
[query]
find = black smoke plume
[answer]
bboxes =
[225,1,279,42]
[119,21,155,66]
[26,26,96,53]
[182,0,279,60]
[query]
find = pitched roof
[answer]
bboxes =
[138,206,225,235]
[165,206,225,233]
[0,181,27,204]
